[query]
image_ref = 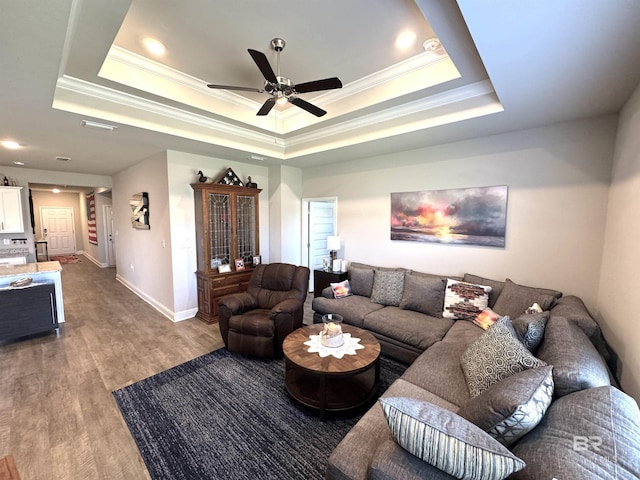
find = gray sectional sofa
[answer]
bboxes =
[312,263,640,480]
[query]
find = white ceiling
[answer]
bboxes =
[1,0,640,177]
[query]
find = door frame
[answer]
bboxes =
[39,206,77,255]
[103,204,116,267]
[301,197,337,292]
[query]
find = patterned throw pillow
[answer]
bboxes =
[370,270,405,306]
[474,307,501,330]
[461,317,547,397]
[443,279,492,321]
[458,366,554,446]
[379,397,526,480]
[512,312,549,351]
[330,279,352,299]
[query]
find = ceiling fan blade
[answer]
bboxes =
[207,84,264,93]
[294,77,343,94]
[256,97,276,116]
[248,49,278,84]
[288,96,327,117]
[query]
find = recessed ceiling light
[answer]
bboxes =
[142,37,166,56]
[12,161,25,166]
[395,31,416,49]
[52,188,61,194]
[1,140,21,149]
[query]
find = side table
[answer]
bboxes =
[314,269,348,297]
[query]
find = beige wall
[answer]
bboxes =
[597,81,640,401]
[303,116,616,314]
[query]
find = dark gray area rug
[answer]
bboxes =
[113,348,406,480]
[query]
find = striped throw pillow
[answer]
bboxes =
[380,397,525,480]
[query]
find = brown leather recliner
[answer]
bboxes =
[218,263,310,358]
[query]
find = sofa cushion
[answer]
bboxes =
[463,273,505,308]
[363,307,454,351]
[371,270,405,306]
[461,317,547,397]
[443,279,491,321]
[536,317,611,397]
[510,386,640,480]
[330,279,352,298]
[457,366,554,447]
[492,278,560,319]
[349,265,375,297]
[399,273,445,317]
[550,294,600,338]
[512,312,549,352]
[379,397,525,480]
[312,295,384,328]
[369,439,456,480]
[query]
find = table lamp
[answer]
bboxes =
[327,235,341,263]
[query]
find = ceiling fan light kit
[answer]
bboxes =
[207,37,342,117]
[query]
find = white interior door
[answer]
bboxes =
[104,205,116,267]
[40,207,76,256]
[302,198,337,292]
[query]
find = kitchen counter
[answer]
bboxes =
[0,261,65,323]
[0,261,61,277]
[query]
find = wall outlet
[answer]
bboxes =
[130,264,134,271]
[3,239,10,245]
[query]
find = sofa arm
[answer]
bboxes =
[321,286,334,298]
[218,292,257,315]
[271,298,303,316]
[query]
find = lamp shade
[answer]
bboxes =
[327,235,341,251]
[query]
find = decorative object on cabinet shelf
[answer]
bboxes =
[215,167,244,186]
[235,258,245,271]
[252,255,261,267]
[3,176,8,186]
[218,263,232,273]
[246,176,258,188]
[327,235,341,262]
[197,170,207,182]
[130,192,150,230]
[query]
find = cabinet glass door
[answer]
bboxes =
[236,195,257,263]
[208,193,231,267]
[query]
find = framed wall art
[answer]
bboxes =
[130,192,150,229]
[390,185,508,247]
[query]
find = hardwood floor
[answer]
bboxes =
[0,258,225,480]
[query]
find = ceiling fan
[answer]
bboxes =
[207,38,342,117]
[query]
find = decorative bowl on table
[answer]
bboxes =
[320,314,344,348]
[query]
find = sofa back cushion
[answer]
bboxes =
[536,317,611,397]
[399,273,445,317]
[492,278,560,319]
[348,265,375,297]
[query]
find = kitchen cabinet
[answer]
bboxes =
[0,187,24,233]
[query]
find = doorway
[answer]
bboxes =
[103,204,116,267]
[39,207,76,256]
[302,198,337,292]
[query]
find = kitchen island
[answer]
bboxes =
[0,261,64,323]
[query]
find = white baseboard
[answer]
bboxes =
[115,274,193,323]
[82,252,108,268]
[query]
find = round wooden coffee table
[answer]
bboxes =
[282,324,381,419]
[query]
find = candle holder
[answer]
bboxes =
[320,314,344,348]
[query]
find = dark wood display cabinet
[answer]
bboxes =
[0,283,58,343]
[192,183,261,324]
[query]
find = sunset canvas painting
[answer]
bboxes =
[390,186,508,247]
